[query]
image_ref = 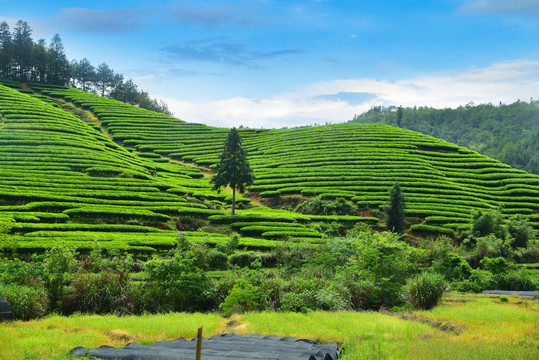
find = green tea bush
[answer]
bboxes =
[0,283,49,320]
[404,272,448,310]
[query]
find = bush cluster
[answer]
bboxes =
[1,218,537,321]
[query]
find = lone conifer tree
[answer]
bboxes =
[211,128,254,215]
[384,182,406,233]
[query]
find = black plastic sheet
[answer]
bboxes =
[72,332,340,360]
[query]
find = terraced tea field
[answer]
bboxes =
[1,80,538,253]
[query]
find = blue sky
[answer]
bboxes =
[2,0,538,128]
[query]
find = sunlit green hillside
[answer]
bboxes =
[0,80,538,253]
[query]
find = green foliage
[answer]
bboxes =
[480,256,511,275]
[63,270,139,315]
[226,232,240,254]
[295,196,355,216]
[472,210,508,239]
[280,292,309,313]
[60,249,138,315]
[404,272,448,310]
[0,257,43,285]
[352,101,539,175]
[452,269,497,293]
[43,244,77,310]
[383,182,406,233]
[229,251,258,268]
[219,278,264,317]
[0,283,49,320]
[208,249,229,270]
[506,214,535,248]
[432,252,472,281]
[211,128,254,215]
[467,234,514,266]
[494,270,536,291]
[143,253,212,312]
[327,230,415,309]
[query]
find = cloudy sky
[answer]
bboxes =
[2,0,538,128]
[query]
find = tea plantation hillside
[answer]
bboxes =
[1,80,538,255]
[0,82,236,253]
[36,84,539,233]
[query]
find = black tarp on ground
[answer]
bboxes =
[71,332,340,360]
[0,296,13,321]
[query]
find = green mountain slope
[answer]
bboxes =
[0,81,538,254]
[351,102,539,175]
[0,83,225,252]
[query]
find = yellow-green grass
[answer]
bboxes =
[1,293,537,359]
[0,313,223,359]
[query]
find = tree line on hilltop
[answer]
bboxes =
[351,101,539,175]
[0,20,171,115]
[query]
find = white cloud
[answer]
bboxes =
[162,60,539,129]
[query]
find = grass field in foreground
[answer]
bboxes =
[0,293,537,359]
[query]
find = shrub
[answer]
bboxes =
[0,283,49,320]
[467,234,513,267]
[331,231,413,309]
[404,272,448,310]
[229,252,258,268]
[143,255,212,312]
[226,232,240,254]
[219,278,264,317]
[208,250,229,270]
[43,244,77,311]
[513,241,539,263]
[472,210,508,239]
[480,256,511,275]
[463,269,496,292]
[295,196,355,216]
[0,257,43,286]
[432,252,472,281]
[280,292,309,313]
[63,271,139,315]
[494,270,536,291]
[314,282,350,310]
[506,214,535,249]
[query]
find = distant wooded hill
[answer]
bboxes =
[351,101,539,175]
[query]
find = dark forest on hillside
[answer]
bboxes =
[351,101,539,175]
